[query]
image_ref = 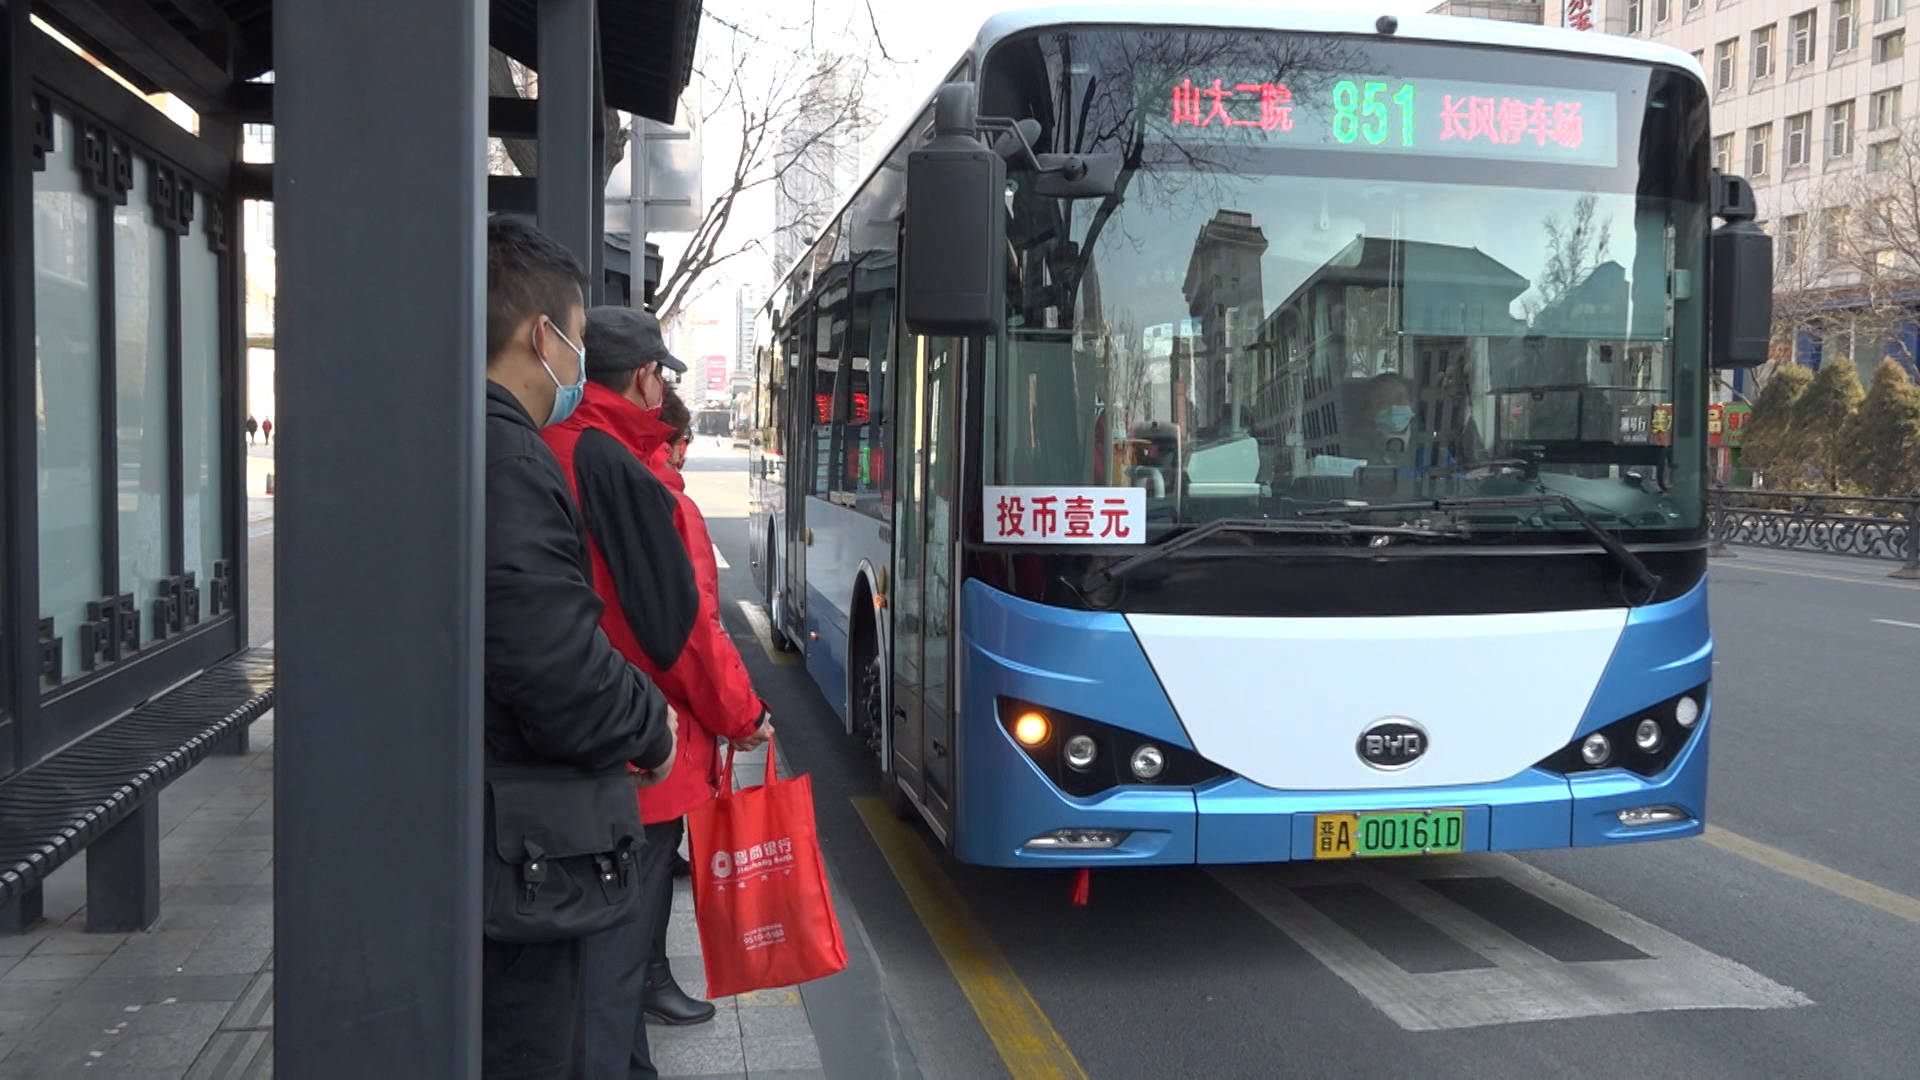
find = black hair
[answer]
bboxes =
[659,385,692,442]
[485,215,587,362]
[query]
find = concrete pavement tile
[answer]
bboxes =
[666,914,704,956]
[0,1008,52,1039]
[25,932,126,957]
[195,923,271,954]
[9,1027,213,1071]
[161,886,251,908]
[0,935,45,959]
[656,1074,746,1080]
[0,980,77,1019]
[1,954,107,982]
[737,1004,813,1043]
[219,971,271,1031]
[150,907,228,932]
[173,855,271,889]
[37,998,227,1042]
[58,975,251,1006]
[651,1029,747,1078]
[745,1070,829,1080]
[185,1029,270,1079]
[212,833,273,853]
[176,948,269,977]
[741,1035,823,1074]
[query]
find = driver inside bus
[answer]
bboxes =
[1358,372,1416,466]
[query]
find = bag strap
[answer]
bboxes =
[717,736,778,797]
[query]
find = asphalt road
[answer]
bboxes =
[693,443,1920,1079]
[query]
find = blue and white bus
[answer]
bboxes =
[748,4,1770,868]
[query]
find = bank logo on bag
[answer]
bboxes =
[715,837,797,887]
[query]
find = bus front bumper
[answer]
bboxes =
[950,707,1710,869]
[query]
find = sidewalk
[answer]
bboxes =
[0,732,908,1079]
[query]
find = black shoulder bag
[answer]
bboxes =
[482,764,646,943]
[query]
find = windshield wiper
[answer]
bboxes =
[1080,518,1463,592]
[1299,491,1663,603]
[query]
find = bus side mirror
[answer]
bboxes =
[1709,172,1772,370]
[902,82,1006,337]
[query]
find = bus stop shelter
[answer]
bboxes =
[0,0,700,1072]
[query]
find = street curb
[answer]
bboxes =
[765,747,927,1080]
[802,852,928,1080]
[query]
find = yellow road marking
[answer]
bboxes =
[852,798,1089,1080]
[1711,559,1920,591]
[1703,825,1920,927]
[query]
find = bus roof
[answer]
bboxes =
[767,3,1704,309]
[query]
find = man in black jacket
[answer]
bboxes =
[482,215,679,1080]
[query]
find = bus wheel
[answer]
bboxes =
[766,538,797,652]
[855,629,911,820]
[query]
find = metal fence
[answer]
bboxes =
[1708,487,1920,578]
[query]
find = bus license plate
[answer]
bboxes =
[1312,809,1465,859]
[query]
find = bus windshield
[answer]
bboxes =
[980,27,1711,540]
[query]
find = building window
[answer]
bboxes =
[1780,214,1806,267]
[1792,11,1818,66]
[1749,123,1772,176]
[1874,28,1904,61]
[1716,39,1738,90]
[1753,25,1777,79]
[1628,0,1644,33]
[1868,139,1899,170]
[1688,0,1704,11]
[1714,132,1734,173]
[182,191,229,614]
[115,157,174,644]
[1835,0,1859,52]
[33,111,105,682]
[1823,206,1852,262]
[1831,100,1857,156]
[1877,0,1903,19]
[1655,0,1672,24]
[1787,112,1813,166]
[1871,86,1902,128]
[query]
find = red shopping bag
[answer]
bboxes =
[686,738,847,998]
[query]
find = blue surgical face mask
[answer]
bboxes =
[1377,404,1414,431]
[538,319,587,427]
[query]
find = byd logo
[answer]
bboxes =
[1357,719,1429,771]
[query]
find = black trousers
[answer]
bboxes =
[581,817,683,1080]
[482,936,585,1080]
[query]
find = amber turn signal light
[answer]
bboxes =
[1013,711,1051,747]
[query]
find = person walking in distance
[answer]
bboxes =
[261,417,272,444]
[543,306,771,1078]
[245,415,258,445]
[481,218,679,1080]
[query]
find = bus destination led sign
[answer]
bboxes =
[1161,75,1618,168]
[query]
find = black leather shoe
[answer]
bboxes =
[643,960,716,1026]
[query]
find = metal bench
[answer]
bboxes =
[0,646,275,934]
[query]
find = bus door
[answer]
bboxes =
[782,311,814,644]
[890,333,960,823]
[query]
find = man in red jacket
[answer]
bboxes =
[541,305,770,1079]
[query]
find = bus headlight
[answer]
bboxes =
[996,698,1227,797]
[1064,735,1098,771]
[1580,733,1611,767]
[1534,684,1708,779]
[1634,718,1663,752]
[1675,695,1700,728]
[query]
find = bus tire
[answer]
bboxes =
[853,616,913,820]
[766,536,797,653]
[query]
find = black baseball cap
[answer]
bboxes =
[583,305,688,377]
